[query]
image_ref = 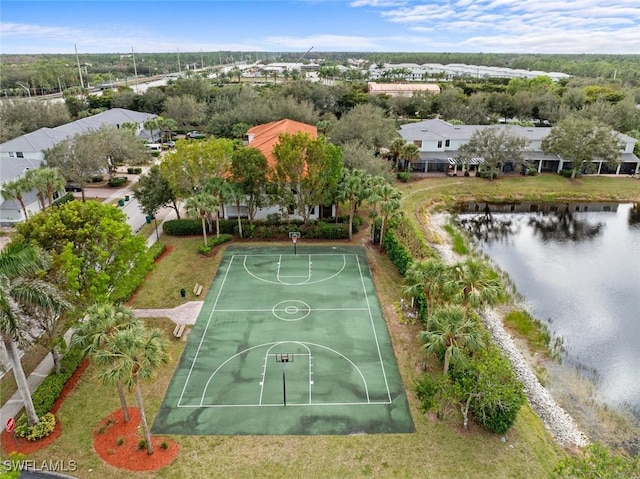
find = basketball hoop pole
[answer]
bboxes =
[276,353,293,406]
[282,360,287,406]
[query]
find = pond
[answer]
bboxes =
[456,202,640,421]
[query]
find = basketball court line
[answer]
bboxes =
[193,341,372,408]
[178,251,390,409]
[356,254,392,403]
[242,253,347,286]
[177,255,236,406]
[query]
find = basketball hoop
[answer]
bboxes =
[292,235,298,244]
[289,231,300,255]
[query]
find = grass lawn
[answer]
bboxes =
[18,175,640,477]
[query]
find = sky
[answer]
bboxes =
[1,0,639,55]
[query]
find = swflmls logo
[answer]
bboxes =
[2,459,78,472]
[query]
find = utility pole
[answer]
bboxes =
[131,47,139,92]
[75,44,85,88]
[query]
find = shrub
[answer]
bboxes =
[526,167,538,176]
[107,177,127,187]
[450,347,525,434]
[198,234,233,255]
[53,193,74,206]
[383,227,414,275]
[137,439,147,450]
[559,169,574,178]
[91,175,104,183]
[126,167,143,174]
[414,374,449,414]
[148,242,166,261]
[163,219,202,236]
[397,172,411,182]
[14,413,56,441]
[117,437,125,446]
[160,441,169,450]
[30,347,84,416]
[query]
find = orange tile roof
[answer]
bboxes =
[246,119,317,168]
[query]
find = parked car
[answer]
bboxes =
[186,131,205,139]
[145,143,163,152]
[64,183,82,192]
[163,141,176,149]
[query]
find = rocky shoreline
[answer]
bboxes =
[430,213,589,448]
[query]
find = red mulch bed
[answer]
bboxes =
[0,359,89,455]
[93,408,179,471]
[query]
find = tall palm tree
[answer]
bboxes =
[388,137,406,171]
[204,178,228,238]
[94,324,169,455]
[143,118,160,145]
[403,259,454,327]
[184,192,218,245]
[337,169,370,240]
[371,183,402,247]
[39,167,67,207]
[1,177,32,220]
[450,258,504,309]
[0,242,68,426]
[419,305,484,375]
[401,143,421,173]
[25,169,48,211]
[71,303,142,423]
[219,181,244,239]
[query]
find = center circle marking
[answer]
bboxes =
[272,300,311,321]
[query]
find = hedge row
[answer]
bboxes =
[30,347,85,416]
[163,216,363,241]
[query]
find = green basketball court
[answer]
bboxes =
[152,244,414,435]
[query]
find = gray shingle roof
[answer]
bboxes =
[0,108,156,154]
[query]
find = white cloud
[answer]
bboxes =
[266,34,384,50]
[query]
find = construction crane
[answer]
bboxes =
[297,46,314,63]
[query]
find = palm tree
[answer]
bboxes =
[403,259,454,327]
[71,303,142,423]
[25,169,47,210]
[204,178,228,238]
[0,243,68,426]
[401,143,421,173]
[219,181,244,239]
[39,167,66,207]
[450,258,504,309]
[388,137,406,171]
[143,118,160,145]
[1,177,32,220]
[184,192,218,245]
[371,183,402,247]
[94,324,169,455]
[419,305,484,375]
[337,169,370,240]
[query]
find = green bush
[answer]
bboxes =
[107,177,127,187]
[148,242,166,261]
[127,167,143,174]
[414,374,449,414]
[30,347,84,416]
[14,413,56,441]
[198,234,233,255]
[91,175,104,183]
[397,172,411,182]
[451,347,525,435]
[163,219,203,236]
[526,167,538,176]
[53,193,74,206]
[559,169,574,178]
[383,227,414,275]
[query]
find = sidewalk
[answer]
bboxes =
[0,181,193,426]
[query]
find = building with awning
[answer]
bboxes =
[398,119,639,176]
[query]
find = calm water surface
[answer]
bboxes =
[457,202,640,418]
